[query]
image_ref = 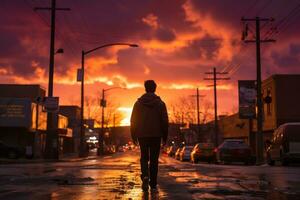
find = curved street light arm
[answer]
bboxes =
[84,43,138,55]
[103,86,125,92]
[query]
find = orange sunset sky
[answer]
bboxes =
[1,0,300,125]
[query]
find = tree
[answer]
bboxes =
[84,95,124,127]
[169,97,196,125]
[201,100,214,124]
[169,97,214,125]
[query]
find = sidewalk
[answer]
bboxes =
[0,153,98,164]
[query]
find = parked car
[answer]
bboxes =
[0,141,25,159]
[103,145,116,155]
[118,146,125,152]
[190,143,215,163]
[162,145,169,154]
[266,123,300,166]
[174,147,183,160]
[179,146,194,161]
[215,139,253,165]
[167,145,177,157]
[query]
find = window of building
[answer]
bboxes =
[267,88,272,115]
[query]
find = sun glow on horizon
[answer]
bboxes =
[117,107,133,126]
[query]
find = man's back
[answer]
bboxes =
[130,93,168,140]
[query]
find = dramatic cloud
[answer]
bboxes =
[0,0,300,123]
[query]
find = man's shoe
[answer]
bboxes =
[142,177,149,191]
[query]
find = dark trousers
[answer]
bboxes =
[138,137,161,187]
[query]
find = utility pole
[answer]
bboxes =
[181,112,184,127]
[80,51,85,157]
[204,68,230,147]
[113,113,116,128]
[241,17,275,164]
[99,89,106,155]
[35,0,70,159]
[190,88,205,140]
[197,88,200,137]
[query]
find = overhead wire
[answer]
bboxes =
[255,0,273,16]
[219,0,262,74]
[265,3,300,39]
[22,0,81,67]
[224,1,300,78]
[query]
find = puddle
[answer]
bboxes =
[54,176,97,186]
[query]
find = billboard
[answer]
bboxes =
[0,98,32,127]
[238,80,256,119]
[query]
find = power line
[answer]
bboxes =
[23,0,79,61]
[242,0,259,17]
[230,6,299,76]
[263,3,300,39]
[221,1,299,76]
[256,0,273,16]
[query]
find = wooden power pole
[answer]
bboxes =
[204,68,230,147]
[35,0,70,159]
[241,17,275,164]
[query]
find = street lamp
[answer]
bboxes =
[79,43,138,157]
[98,86,123,155]
[55,48,64,54]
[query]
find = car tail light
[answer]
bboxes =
[213,148,218,153]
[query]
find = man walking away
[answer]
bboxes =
[130,80,169,191]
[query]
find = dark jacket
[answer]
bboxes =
[130,93,168,142]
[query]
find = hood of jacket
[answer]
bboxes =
[137,93,162,108]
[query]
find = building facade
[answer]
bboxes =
[59,106,81,154]
[0,84,47,157]
[216,74,300,151]
[0,84,73,158]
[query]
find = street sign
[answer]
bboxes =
[238,80,256,119]
[77,68,82,82]
[43,97,59,113]
[100,99,106,107]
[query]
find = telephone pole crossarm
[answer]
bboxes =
[244,39,276,43]
[241,17,274,22]
[34,7,71,11]
[204,78,231,80]
[205,72,229,75]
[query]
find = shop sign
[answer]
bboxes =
[238,80,256,119]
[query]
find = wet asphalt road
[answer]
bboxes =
[0,150,299,200]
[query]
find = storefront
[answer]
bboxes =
[0,98,47,158]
